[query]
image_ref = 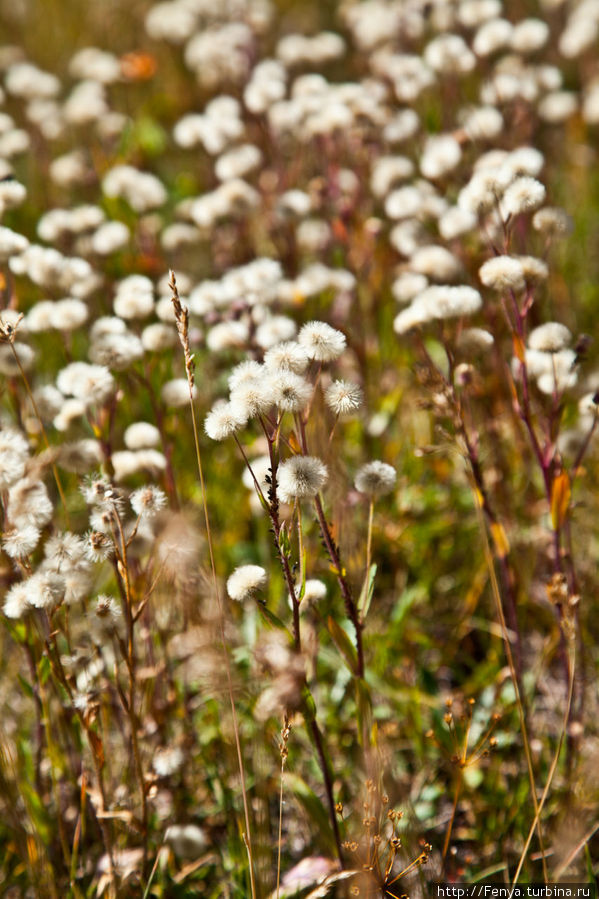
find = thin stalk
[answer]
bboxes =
[276,717,290,899]
[313,494,365,678]
[170,274,257,899]
[473,492,549,882]
[112,508,148,870]
[45,637,117,896]
[244,430,301,650]
[308,715,344,866]
[442,768,463,865]
[511,644,575,885]
[365,499,374,580]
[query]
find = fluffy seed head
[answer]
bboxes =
[479,256,526,292]
[4,582,31,619]
[355,461,397,496]
[130,485,168,518]
[528,322,572,353]
[264,340,310,374]
[204,401,247,441]
[226,564,268,601]
[2,524,41,559]
[230,376,273,418]
[324,379,363,416]
[272,371,312,413]
[298,578,327,609]
[502,176,546,218]
[298,321,346,362]
[124,422,161,450]
[0,428,29,489]
[277,455,328,502]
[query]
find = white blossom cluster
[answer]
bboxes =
[0,0,596,646]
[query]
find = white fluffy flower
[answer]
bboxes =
[528,323,572,353]
[161,379,195,407]
[479,256,525,292]
[298,321,346,362]
[3,582,31,619]
[502,177,546,218]
[324,380,363,416]
[2,524,41,559]
[264,341,310,374]
[226,564,268,601]
[204,401,247,441]
[272,372,312,413]
[124,422,161,450]
[130,485,167,518]
[0,429,29,489]
[57,362,115,405]
[277,456,328,502]
[355,461,397,496]
[298,579,327,608]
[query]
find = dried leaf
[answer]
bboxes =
[551,471,571,530]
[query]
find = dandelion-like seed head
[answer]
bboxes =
[298,320,346,362]
[3,582,31,619]
[297,578,327,610]
[502,176,546,218]
[263,340,310,374]
[85,530,113,562]
[227,360,264,392]
[226,564,268,601]
[277,455,328,503]
[130,485,168,518]
[153,745,184,777]
[355,461,397,497]
[528,322,572,353]
[324,379,363,416]
[204,401,248,441]
[272,371,312,413]
[230,375,273,419]
[94,594,122,627]
[479,255,526,292]
[2,524,40,559]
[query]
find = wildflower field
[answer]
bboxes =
[1,0,599,895]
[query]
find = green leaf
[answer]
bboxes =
[278,523,290,557]
[255,602,289,633]
[355,677,373,748]
[357,563,377,622]
[326,616,358,675]
[38,655,52,686]
[17,674,33,698]
[297,549,307,602]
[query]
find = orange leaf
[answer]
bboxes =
[490,522,510,559]
[512,334,526,364]
[550,471,571,530]
[88,730,105,769]
[121,52,157,80]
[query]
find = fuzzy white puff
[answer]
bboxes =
[124,422,161,450]
[479,256,525,292]
[0,428,29,489]
[130,485,167,518]
[528,322,571,353]
[501,176,546,218]
[325,380,363,416]
[226,564,268,602]
[277,456,328,502]
[355,461,397,496]
[204,401,247,441]
[298,321,346,362]
[273,371,312,413]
